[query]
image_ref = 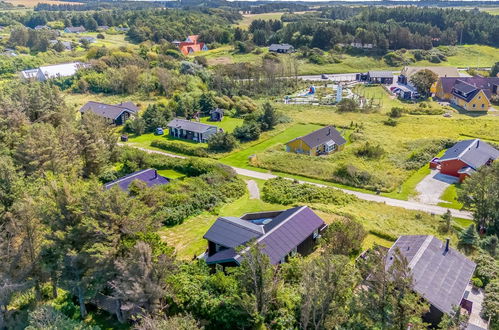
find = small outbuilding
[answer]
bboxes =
[209,108,224,122]
[268,44,295,54]
[104,169,169,191]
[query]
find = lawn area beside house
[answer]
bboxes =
[221,123,323,168]
[199,116,244,133]
[438,184,464,209]
[127,132,207,153]
[157,169,185,180]
[245,102,499,193]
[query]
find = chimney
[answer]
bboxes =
[328,127,331,136]
[445,238,450,252]
[154,169,158,179]
[476,140,479,148]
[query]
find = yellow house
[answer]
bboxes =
[286,126,346,156]
[399,66,459,95]
[435,77,499,111]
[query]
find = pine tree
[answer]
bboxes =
[459,224,478,251]
[260,102,279,131]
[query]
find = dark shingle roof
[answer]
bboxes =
[167,118,217,133]
[439,139,499,170]
[80,101,138,120]
[203,216,264,248]
[104,169,169,191]
[368,71,393,78]
[387,235,476,314]
[288,126,346,149]
[205,206,325,265]
[440,77,499,99]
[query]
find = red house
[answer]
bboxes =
[177,35,208,55]
[431,139,499,182]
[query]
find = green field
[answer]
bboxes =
[199,116,244,132]
[438,184,464,209]
[204,44,499,75]
[157,169,185,179]
[221,123,323,168]
[237,12,285,29]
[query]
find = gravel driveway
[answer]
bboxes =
[413,170,459,205]
[246,180,260,199]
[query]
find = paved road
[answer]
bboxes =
[125,145,473,219]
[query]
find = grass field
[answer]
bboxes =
[204,44,499,75]
[157,169,185,180]
[237,12,285,29]
[221,123,323,168]
[199,116,244,132]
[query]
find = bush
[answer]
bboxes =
[472,277,483,288]
[355,142,385,159]
[233,121,261,141]
[150,140,209,157]
[383,118,398,126]
[207,131,238,152]
[403,139,455,170]
[96,33,105,39]
[389,107,403,118]
[262,177,357,205]
[336,98,359,112]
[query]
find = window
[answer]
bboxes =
[313,229,319,239]
[482,104,485,108]
[473,104,476,108]
[290,247,297,257]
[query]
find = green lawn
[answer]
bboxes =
[157,169,185,180]
[438,184,464,209]
[237,12,285,29]
[127,132,206,151]
[199,116,244,133]
[383,164,431,200]
[220,123,323,168]
[362,234,394,250]
[158,191,285,259]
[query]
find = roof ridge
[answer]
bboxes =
[104,169,153,187]
[408,235,434,269]
[457,139,479,160]
[219,217,264,235]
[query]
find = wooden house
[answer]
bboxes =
[167,118,218,143]
[286,126,346,156]
[435,77,499,111]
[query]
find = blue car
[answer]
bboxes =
[155,127,164,135]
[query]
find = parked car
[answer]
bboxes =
[321,74,328,79]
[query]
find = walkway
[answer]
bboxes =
[124,145,473,219]
[245,180,260,199]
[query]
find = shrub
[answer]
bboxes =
[233,121,261,141]
[333,164,381,190]
[383,118,398,126]
[150,140,209,157]
[389,107,403,118]
[472,277,483,288]
[336,98,359,112]
[355,142,385,159]
[207,131,238,152]
[403,139,455,170]
[262,177,357,205]
[96,33,105,39]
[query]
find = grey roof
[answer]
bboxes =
[104,169,169,191]
[439,77,499,100]
[65,26,85,33]
[205,206,325,265]
[288,126,346,149]
[439,139,499,170]
[368,71,393,78]
[167,118,217,133]
[80,101,138,120]
[203,216,264,248]
[453,80,478,94]
[387,235,476,314]
[269,43,294,51]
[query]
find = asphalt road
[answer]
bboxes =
[123,144,473,220]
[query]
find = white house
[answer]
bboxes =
[21,62,87,81]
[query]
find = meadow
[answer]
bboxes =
[203,44,499,75]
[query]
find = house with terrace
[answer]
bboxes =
[104,169,169,191]
[385,235,478,327]
[435,77,499,111]
[203,206,326,267]
[430,139,499,182]
[80,101,138,125]
[286,126,346,156]
[167,118,218,143]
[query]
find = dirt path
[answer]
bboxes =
[246,180,260,199]
[124,145,473,219]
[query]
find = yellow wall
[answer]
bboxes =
[435,80,451,99]
[450,90,490,111]
[286,139,313,156]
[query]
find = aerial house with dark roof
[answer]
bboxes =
[80,101,138,126]
[286,126,346,156]
[268,43,295,54]
[203,206,326,267]
[167,118,218,143]
[104,169,169,191]
[357,71,394,84]
[435,77,499,111]
[430,139,499,182]
[386,236,476,326]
